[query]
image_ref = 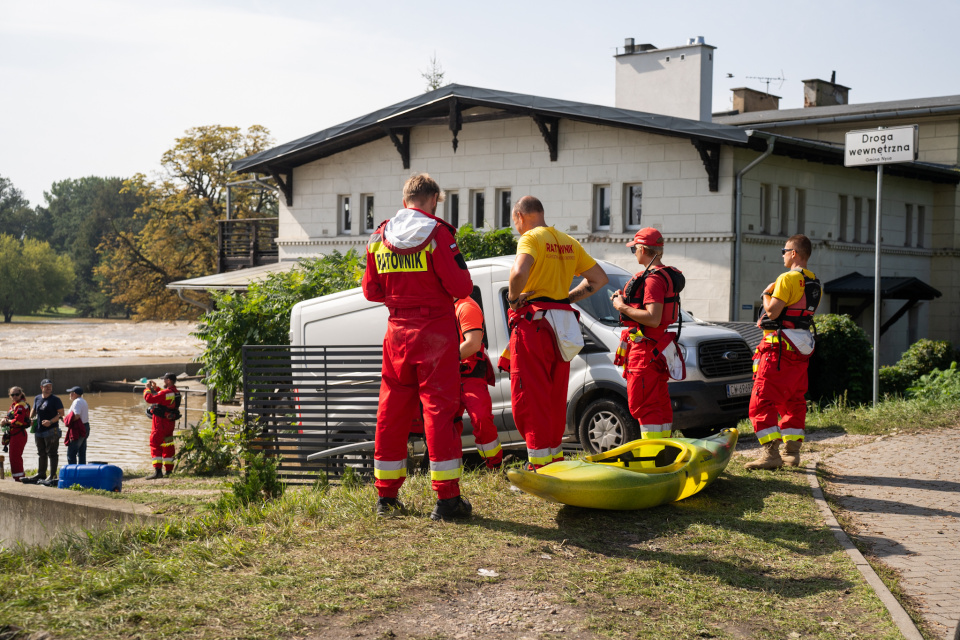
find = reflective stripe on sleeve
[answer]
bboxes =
[429,458,462,481]
[374,458,407,481]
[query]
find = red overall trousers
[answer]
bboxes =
[749,337,810,444]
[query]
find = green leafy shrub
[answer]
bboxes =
[879,365,913,397]
[193,251,365,401]
[455,224,517,260]
[215,451,285,510]
[879,339,957,397]
[175,413,250,476]
[907,361,960,401]
[807,314,873,405]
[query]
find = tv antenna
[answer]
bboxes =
[746,71,786,94]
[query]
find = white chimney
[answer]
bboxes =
[615,37,715,121]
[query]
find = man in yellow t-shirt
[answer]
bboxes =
[745,234,821,471]
[505,196,608,468]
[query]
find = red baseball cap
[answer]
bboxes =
[626,227,664,248]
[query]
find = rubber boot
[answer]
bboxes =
[744,440,783,471]
[782,440,802,467]
[144,467,163,480]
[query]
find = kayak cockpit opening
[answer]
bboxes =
[586,439,693,475]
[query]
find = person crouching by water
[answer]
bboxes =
[24,379,64,486]
[64,386,90,465]
[143,373,181,480]
[1,387,31,482]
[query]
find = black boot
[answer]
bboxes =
[22,474,42,485]
[40,476,59,487]
[430,496,473,521]
[375,497,405,517]
[144,468,163,480]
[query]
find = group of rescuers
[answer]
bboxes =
[362,173,821,520]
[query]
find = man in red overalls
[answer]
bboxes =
[745,234,821,470]
[143,373,180,479]
[505,196,608,468]
[362,173,474,520]
[612,228,683,439]
[454,295,501,469]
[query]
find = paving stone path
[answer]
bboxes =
[823,427,960,640]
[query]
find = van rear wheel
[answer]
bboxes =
[578,398,640,455]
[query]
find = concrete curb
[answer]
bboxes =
[805,460,924,640]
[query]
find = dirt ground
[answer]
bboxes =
[0,320,202,367]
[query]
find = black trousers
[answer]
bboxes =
[35,433,59,479]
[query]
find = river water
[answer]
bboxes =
[59,391,207,471]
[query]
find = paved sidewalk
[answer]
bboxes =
[822,427,960,640]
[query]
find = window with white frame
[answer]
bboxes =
[448,192,460,227]
[362,194,375,233]
[339,195,351,234]
[471,190,485,228]
[795,189,806,235]
[624,183,642,230]
[593,185,611,231]
[497,189,512,229]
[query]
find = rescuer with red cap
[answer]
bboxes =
[611,227,685,440]
[454,294,500,469]
[744,234,821,470]
[143,372,181,479]
[504,196,608,469]
[362,173,475,520]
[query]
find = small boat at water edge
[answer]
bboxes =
[506,428,739,510]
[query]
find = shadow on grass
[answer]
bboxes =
[470,469,855,598]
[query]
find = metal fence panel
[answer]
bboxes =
[242,345,382,484]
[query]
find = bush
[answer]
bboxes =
[455,224,517,260]
[879,339,957,397]
[229,451,284,506]
[807,314,873,406]
[175,413,252,476]
[907,361,960,402]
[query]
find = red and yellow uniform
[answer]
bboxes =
[454,296,500,468]
[619,266,682,438]
[508,227,596,468]
[749,267,820,445]
[362,207,473,500]
[6,400,30,481]
[144,385,179,473]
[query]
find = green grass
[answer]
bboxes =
[7,306,82,322]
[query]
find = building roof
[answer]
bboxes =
[714,94,960,128]
[166,261,299,291]
[823,271,942,301]
[231,84,750,175]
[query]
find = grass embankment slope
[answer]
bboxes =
[0,396,956,640]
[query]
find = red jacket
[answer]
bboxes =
[6,401,30,437]
[362,208,472,311]
[144,385,179,428]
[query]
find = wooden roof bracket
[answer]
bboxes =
[269,170,293,206]
[449,98,462,153]
[532,114,559,161]
[692,140,721,192]
[880,298,920,336]
[385,127,411,169]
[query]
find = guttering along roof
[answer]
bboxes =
[231,84,750,174]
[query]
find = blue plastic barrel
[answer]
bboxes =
[58,464,123,492]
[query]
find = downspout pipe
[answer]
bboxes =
[732,131,776,321]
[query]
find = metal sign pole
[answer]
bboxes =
[873,164,883,406]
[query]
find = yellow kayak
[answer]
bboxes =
[506,428,738,510]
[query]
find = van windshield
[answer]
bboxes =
[573,274,695,327]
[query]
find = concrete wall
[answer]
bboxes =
[0,482,162,548]
[614,43,714,122]
[0,362,202,399]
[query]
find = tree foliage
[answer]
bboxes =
[0,174,44,240]
[96,125,277,319]
[0,235,75,322]
[454,224,517,260]
[807,314,873,405]
[421,52,446,92]
[41,177,141,317]
[193,251,365,401]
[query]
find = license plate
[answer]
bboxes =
[726,382,753,398]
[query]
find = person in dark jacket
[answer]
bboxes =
[24,379,64,486]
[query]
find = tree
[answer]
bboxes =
[96,125,277,319]
[0,174,44,240]
[193,251,365,401]
[41,176,141,317]
[0,235,75,322]
[454,224,517,260]
[421,52,446,91]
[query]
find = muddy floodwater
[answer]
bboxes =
[72,391,207,471]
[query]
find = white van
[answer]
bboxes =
[290,256,753,455]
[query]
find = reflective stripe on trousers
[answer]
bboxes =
[477,438,502,459]
[374,458,407,481]
[639,423,673,439]
[430,458,463,482]
[755,425,782,444]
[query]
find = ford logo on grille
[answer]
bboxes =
[721,351,739,361]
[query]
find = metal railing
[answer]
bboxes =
[242,345,382,484]
[218,218,279,273]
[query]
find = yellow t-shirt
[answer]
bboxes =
[517,226,597,300]
[764,267,817,335]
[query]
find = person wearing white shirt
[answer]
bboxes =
[65,386,90,465]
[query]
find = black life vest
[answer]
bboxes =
[620,266,685,339]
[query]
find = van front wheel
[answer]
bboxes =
[577,398,640,455]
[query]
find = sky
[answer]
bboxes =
[2,0,958,207]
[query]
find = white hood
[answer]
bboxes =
[383,208,437,250]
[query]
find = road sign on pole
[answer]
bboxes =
[843,126,918,405]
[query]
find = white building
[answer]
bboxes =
[228,40,960,364]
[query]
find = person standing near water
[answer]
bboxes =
[25,379,64,486]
